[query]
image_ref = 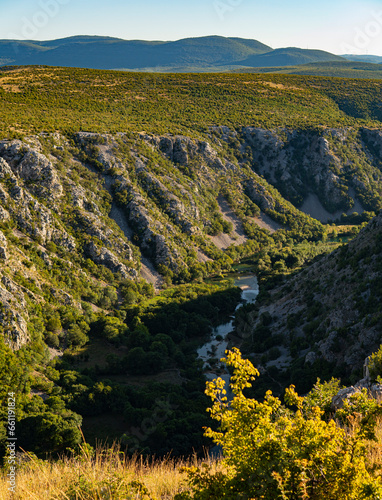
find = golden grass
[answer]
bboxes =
[367,417,382,472]
[0,445,222,500]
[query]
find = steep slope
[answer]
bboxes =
[236,212,382,384]
[258,127,381,215]
[211,125,382,223]
[0,129,326,457]
[0,128,332,348]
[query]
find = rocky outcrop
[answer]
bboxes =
[70,184,102,215]
[0,280,29,350]
[361,128,382,156]
[10,185,75,250]
[85,241,137,279]
[146,133,232,172]
[137,170,197,235]
[156,136,197,166]
[75,132,124,174]
[125,185,182,270]
[331,382,382,410]
[238,127,354,212]
[0,140,75,249]
[0,230,7,260]
[0,140,63,199]
[245,178,277,211]
[208,126,382,217]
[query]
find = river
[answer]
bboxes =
[197,275,259,390]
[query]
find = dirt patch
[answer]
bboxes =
[48,347,64,360]
[251,211,284,233]
[1,84,21,93]
[300,193,364,223]
[208,233,240,250]
[197,249,212,263]
[140,256,163,290]
[261,81,304,91]
[208,196,247,250]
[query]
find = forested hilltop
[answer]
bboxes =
[0,66,382,471]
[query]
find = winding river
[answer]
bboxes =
[197,275,259,390]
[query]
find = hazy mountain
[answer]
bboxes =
[231,60,382,80]
[236,47,345,67]
[0,35,347,71]
[342,54,382,64]
[0,35,271,70]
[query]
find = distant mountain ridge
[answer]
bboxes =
[0,35,345,71]
[342,54,382,64]
[238,47,344,67]
[232,61,382,80]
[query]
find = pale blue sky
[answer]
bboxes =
[1,0,382,55]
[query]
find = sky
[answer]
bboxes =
[1,0,382,55]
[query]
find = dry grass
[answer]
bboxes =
[0,445,222,500]
[367,417,382,472]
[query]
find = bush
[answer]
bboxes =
[67,325,88,347]
[369,344,382,382]
[180,349,382,499]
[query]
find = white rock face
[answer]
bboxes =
[0,281,29,350]
[86,241,137,279]
[0,140,63,198]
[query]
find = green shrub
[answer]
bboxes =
[180,349,382,499]
[368,344,382,382]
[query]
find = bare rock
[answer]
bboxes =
[0,140,63,198]
[331,381,382,411]
[331,386,362,410]
[245,178,275,211]
[86,241,137,279]
[0,283,29,350]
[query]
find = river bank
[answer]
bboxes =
[197,275,259,387]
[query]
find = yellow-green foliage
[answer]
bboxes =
[369,345,382,382]
[1,350,382,499]
[179,348,382,499]
[1,67,382,139]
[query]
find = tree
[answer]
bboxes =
[368,344,382,382]
[177,348,382,500]
[17,410,82,456]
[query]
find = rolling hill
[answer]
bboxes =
[232,60,382,79]
[0,35,351,72]
[342,54,382,64]
[0,35,272,70]
[236,47,345,67]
